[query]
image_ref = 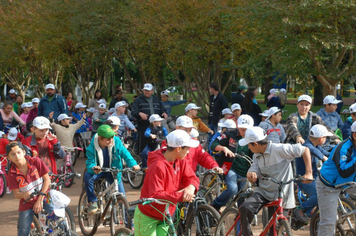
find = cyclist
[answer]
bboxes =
[110,101,136,137]
[185,103,214,135]
[259,107,286,143]
[7,141,52,236]
[134,130,200,235]
[84,124,140,215]
[92,103,109,136]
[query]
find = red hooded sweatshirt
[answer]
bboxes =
[138,149,200,221]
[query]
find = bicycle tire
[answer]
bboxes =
[110,195,132,236]
[29,215,42,236]
[78,190,99,236]
[215,207,240,236]
[73,137,81,164]
[65,207,76,231]
[310,197,356,236]
[185,204,220,236]
[277,218,293,236]
[114,227,134,236]
[64,165,75,188]
[128,169,145,189]
[0,173,7,198]
[262,207,269,227]
[201,173,222,203]
[82,167,87,189]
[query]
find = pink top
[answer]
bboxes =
[20,113,29,123]
[0,109,26,126]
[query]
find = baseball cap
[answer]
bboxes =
[49,190,70,218]
[96,99,106,104]
[98,103,107,109]
[280,88,287,94]
[190,128,199,138]
[176,116,195,128]
[33,116,51,129]
[238,127,267,146]
[108,116,121,126]
[21,102,33,108]
[237,115,254,129]
[297,94,312,104]
[108,108,115,114]
[75,102,87,109]
[86,107,97,113]
[149,114,164,123]
[309,124,333,138]
[115,101,128,109]
[238,85,247,90]
[269,88,277,95]
[323,95,342,105]
[222,108,233,115]
[185,103,201,113]
[161,90,169,96]
[6,141,25,156]
[45,83,55,90]
[349,103,356,113]
[7,128,18,141]
[32,97,40,103]
[97,124,116,138]
[0,131,5,137]
[231,103,241,111]
[57,113,73,121]
[9,89,16,94]
[218,119,237,129]
[267,107,281,119]
[351,121,356,132]
[166,130,199,148]
[259,110,269,117]
[143,83,154,91]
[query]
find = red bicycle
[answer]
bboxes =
[60,146,83,188]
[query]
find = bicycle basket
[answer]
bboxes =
[80,131,92,140]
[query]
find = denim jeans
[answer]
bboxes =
[297,179,317,215]
[18,201,54,236]
[84,171,125,203]
[212,169,245,209]
[141,145,153,169]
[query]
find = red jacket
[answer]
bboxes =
[138,149,200,220]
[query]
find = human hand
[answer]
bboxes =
[223,147,235,158]
[212,167,223,174]
[82,113,86,119]
[46,132,57,141]
[92,166,101,174]
[133,128,137,132]
[139,112,148,120]
[151,134,157,139]
[208,130,214,135]
[296,136,305,144]
[301,173,314,184]
[247,172,257,184]
[322,156,328,162]
[33,199,43,214]
[22,191,32,201]
[132,165,140,171]
[178,185,195,202]
[48,111,54,119]
[335,139,341,144]
[162,113,168,119]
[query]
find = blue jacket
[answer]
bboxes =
[86,135,137,181]
[316,108,343,132]
[38,94,68,119]
[320,138,356,187]
[72,111,89,133]
[341,117,353,140]
[162,100,187,116]
[267,97,280,108]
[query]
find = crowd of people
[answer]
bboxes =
[1,81,355,236]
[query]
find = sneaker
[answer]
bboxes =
[293,207,308,225]
[87,202,98,215]
[210,204,221,215]
[6,187,12,194]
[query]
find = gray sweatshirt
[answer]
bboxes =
[259,120,286,143]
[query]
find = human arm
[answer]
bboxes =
[47,133,65,159]
[279,124,287,143]
[285,113,303,143]
[210,134,233,156]
[196,118,211,133]
[169,100,187,107]
[195,145,220,171]
[114,137,138,168]
[123,115,136,131]
[85,139,97,175]
[162,127,168,137]
[11,111,26,125]
[33,173,50,213]
[144,127,152,138]
[246,155,260,183]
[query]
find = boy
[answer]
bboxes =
[259,106,286,143]
[134,130,200,235]
[92,103,109,135]
[185,103,214,135]
[239,126,313,236]
[110,101,136,137]
[259,110,269,122]
[341,103,356,140]
[209,119,236,154]
[316,95,343,132]
[7,141,52,236]
[230,103,242,126]
[72,102,90,133]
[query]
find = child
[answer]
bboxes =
[259,106,286,143]
[92,103,109,135]
[25,121,35,138]
[341,103,356,140]
[20,102,33,122]
[108,108,116,116]
[134,130,200,235]
[7,141,52,236]
[111,101,136,137]
[141,114,168,169]
[106,116,121,134]
[190,128,199,140]
[316,95,343,133]
[209,119,236,154]
[230,103,242,126]
[26,97,39,123]
[218,108,233,129]
[72,102,89,133]
[185,103,213,135]
[267,88,279,108]
[238,127,313,236]
[259,110,269,122]
[86,107,97,131]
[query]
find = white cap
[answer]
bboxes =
[32,98,40,103]
[280,88,287,94]
[238,127,267,146]
[96,99,106,104]
[166,130,199,148]
[176,115,195,128]
[49,190,70,218]
[98,103,107,109]
[218,119,237,129]
[237,115,254,129]
[57,113,73,121]
[115,101,128,109]
[108,116,121,125]
[143,83,154,91]
[108,108,116,114]
[231,103,241,111]
[309,124,333,138]
[269,88,277,95]
[7,128,18,141]
[21,102,33,108]
[75,102,87,109]
[33,116,51,129]
[149,114,164,123]
[267,107,281,119]
[350,103,356,113]
[45,83,55,90]
[259,110,269,117]
[86,107,97,113]
[323,95,342,105]
[0,131,5,137]
[222,108,233,115]
[9,89,16,94]
[185,103,201,113]
[297,94,312,104]
[351,121,356,132]
[161,90,169,96]
[190,128,199,138]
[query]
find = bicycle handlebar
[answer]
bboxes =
[260,174,314,186]
[92,167,134,174]
[62,146,83,152]
[335,181,356,189]
[129,198,169,206]
[23,190,47,204]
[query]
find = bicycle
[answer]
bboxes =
[310,181,356,236]
[215,174,308,236]
[73,130,91,163]
[200,169,226,204]
[78,167,133,236]
[0,154,8,198]
[60,146,83,188]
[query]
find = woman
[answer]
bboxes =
[66,92,74,109]
[88,90,106,110]
[241,86,262,125]
[0,101,26,132]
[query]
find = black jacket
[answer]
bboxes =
[109,97,129,109]
[231,93,244,105]
[208,92,229,125]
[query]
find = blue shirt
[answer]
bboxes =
[316,108,343,131]
[297,113,310,140]
[162,100,187,116]
[102,147,110,168]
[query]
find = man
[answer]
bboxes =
[208,83,228,140]
[109,90,129,109]
[131,83,168,152]
[6,89,16,103]
[231,85,247,105]
[38,84,68,120]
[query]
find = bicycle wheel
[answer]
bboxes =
[215,207,240,236]
[121,160,129,183]
[73,137,81,163]
[64,165,75,188]
[110,195,132,236]
[0,173,7,198]
[128,169,145,189]
[185,204,220,236]
[310,197,356,236]
[277,219,293,236]
[65,207,76,231]
[262,207,269,227]
[114,227,134,236]
[201,173,222,204]
[78,190,99,236]
[29,215,42,236]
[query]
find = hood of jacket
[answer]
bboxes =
[93,133,115,167]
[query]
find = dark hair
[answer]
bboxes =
[6,141,25,156]
[210,83,219,91]
[250,137,269,146]
[26,121,34,132]
[16,94,23,99]
[166,146,188,151]
[94,90,102,100]
[241,87,257,113]
[3,100,13,107]
[115,90,123,95]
